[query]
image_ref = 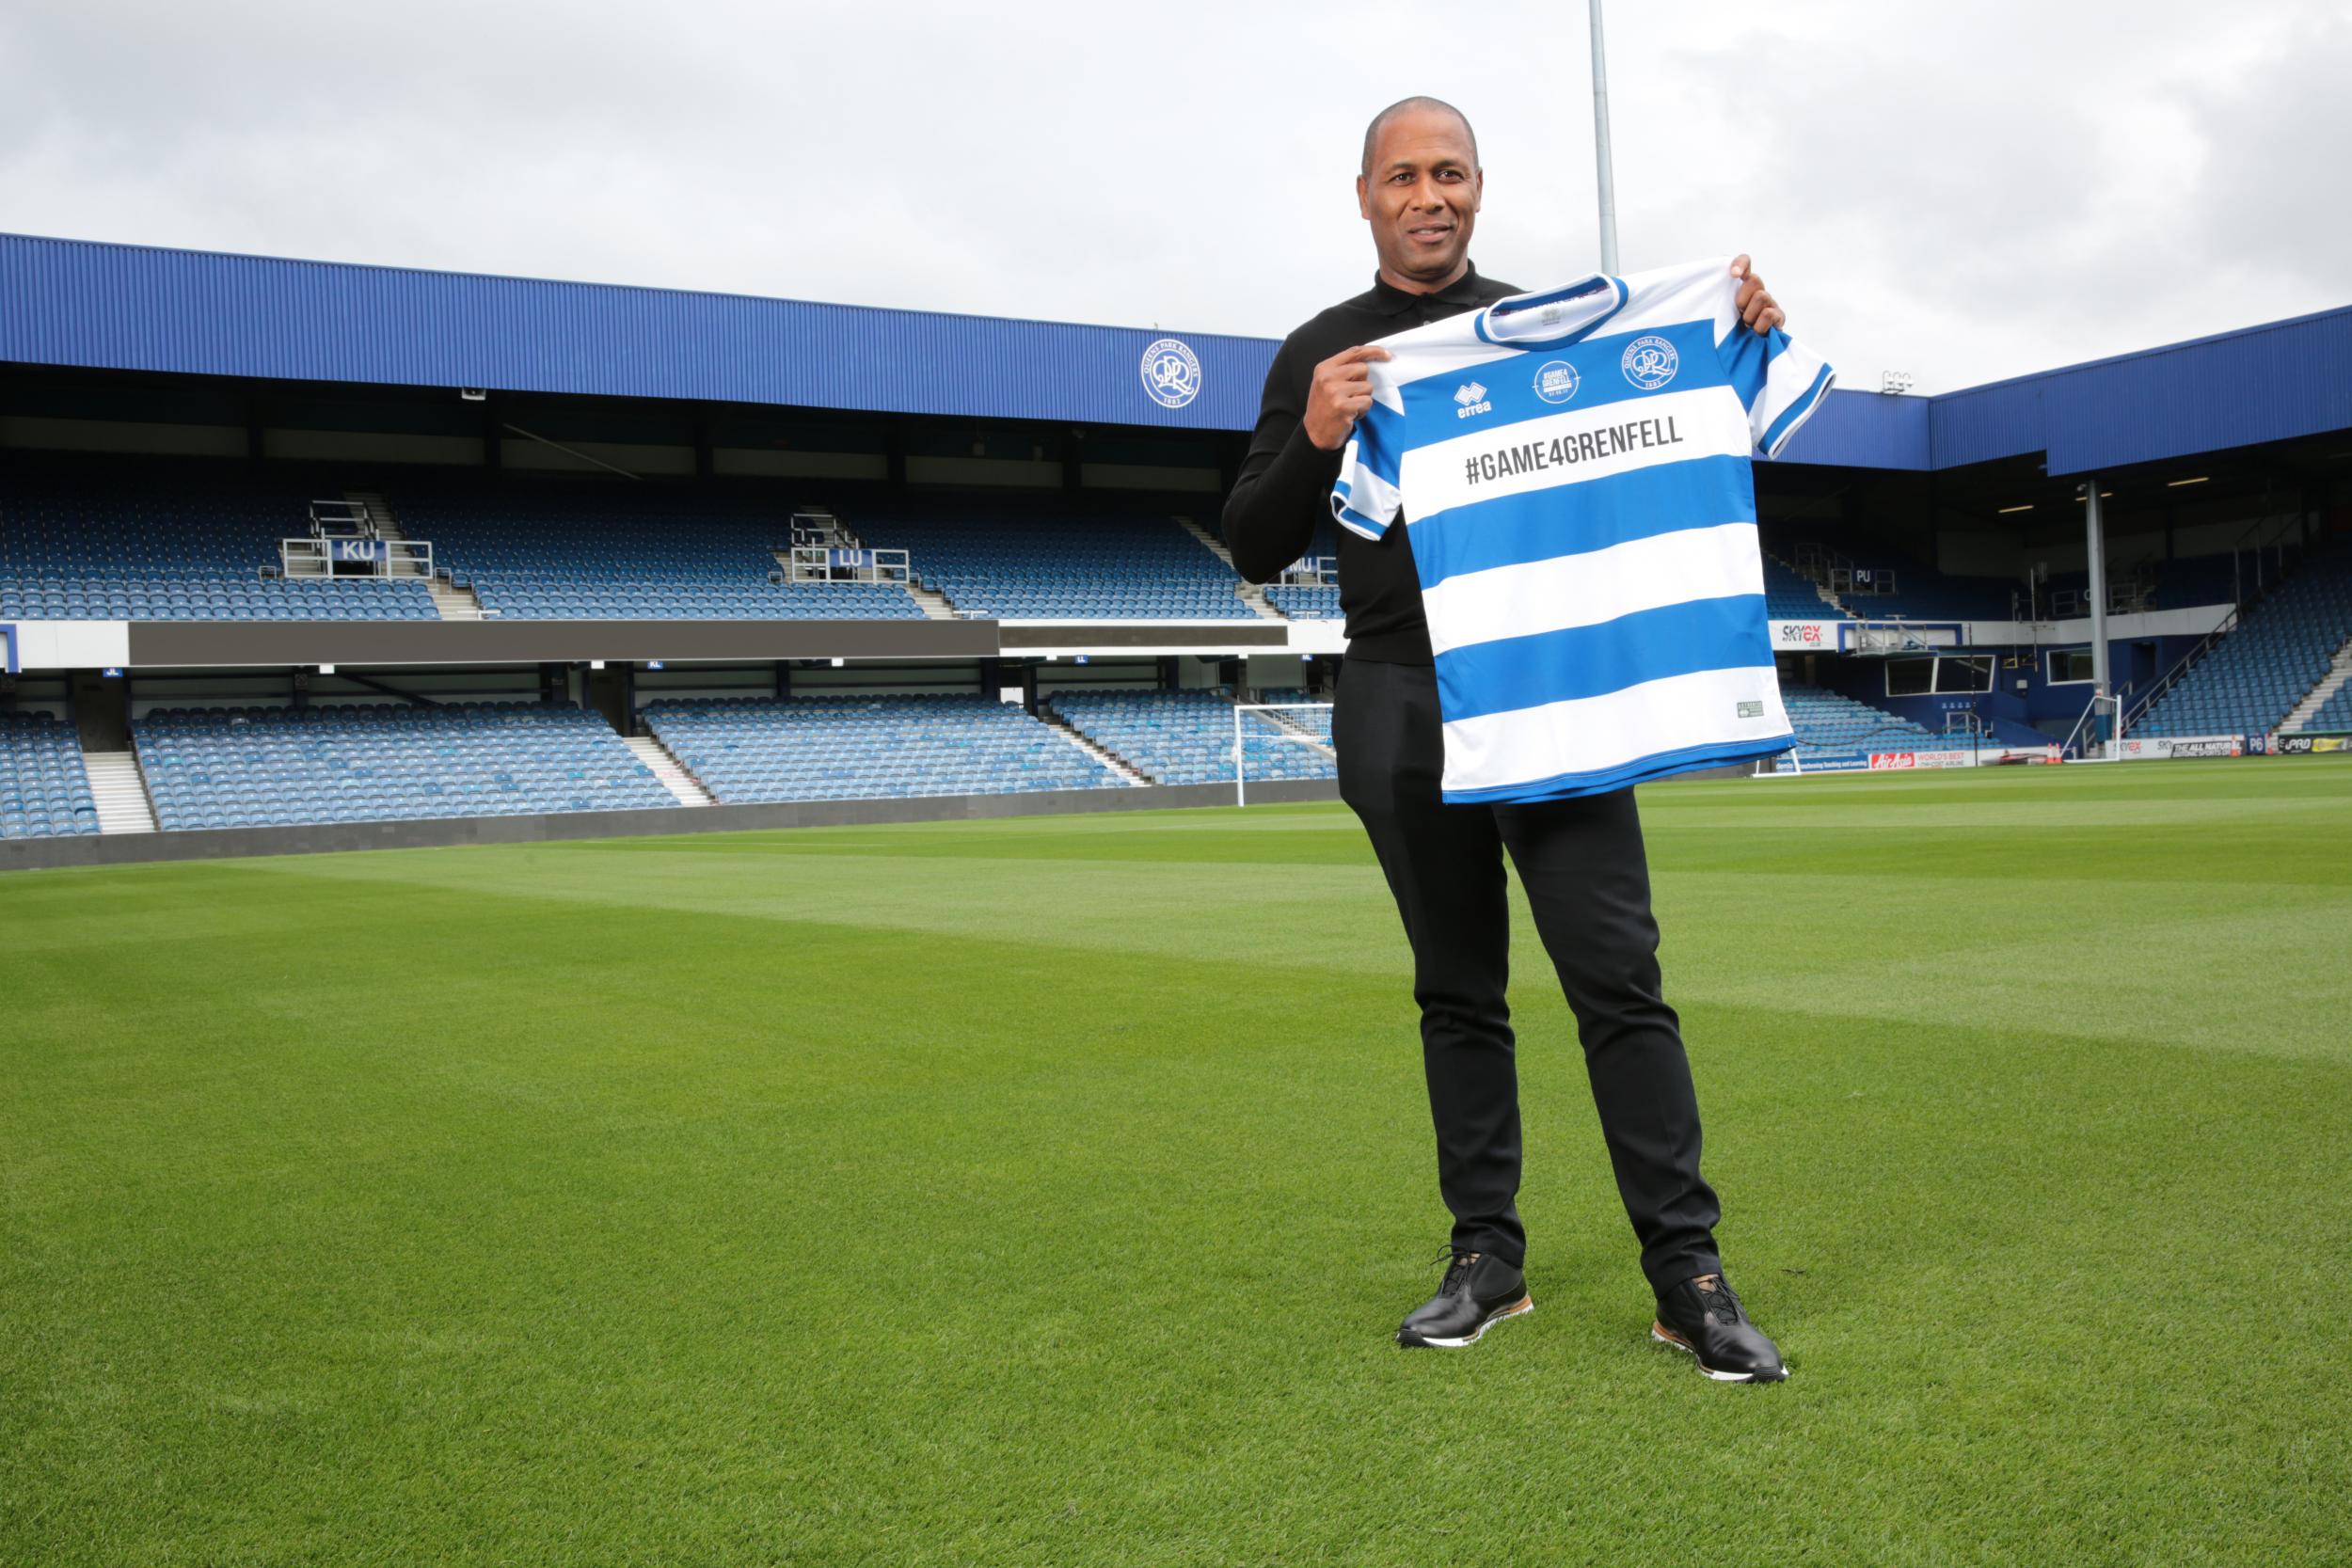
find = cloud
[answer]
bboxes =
[0,0,2344,396]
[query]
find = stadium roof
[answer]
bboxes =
[4,232,2347,477]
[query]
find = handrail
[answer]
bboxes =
[2121,606,2239,734]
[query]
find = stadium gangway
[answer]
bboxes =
[310,499,374,538]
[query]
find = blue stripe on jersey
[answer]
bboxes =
[1718,324,1783,419]
[1406,454,1758,589]
[1439,731,1794,805]
[1434,594,1772,722]
[1396,320,1721,438]
[1761,361,1836,457]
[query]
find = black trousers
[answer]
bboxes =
[1334,657,1723,1295]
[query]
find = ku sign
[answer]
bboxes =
[332,539,383,562]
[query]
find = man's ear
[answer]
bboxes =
[1470,168,1484,214]
[1356,173,1371,220]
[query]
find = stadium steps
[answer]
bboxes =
[1041,712,1152,785]
[2280,634,2352,733]
[623,735,716,806]
[84,751,158,834]
[353,489,484,620]
[1174,516,1286,622]
[1767,548,1851,615]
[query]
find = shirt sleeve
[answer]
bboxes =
[1329,391,1406,540]
[1719,325,1836,460]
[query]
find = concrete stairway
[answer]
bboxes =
[350,489,484,619]
[425,578,485,620]
[2280,634,2352,733]
[1768,548,1851,616]
[624,736,715,805]
[84,751,157,833]
[1043,713,1151,785]
[1175,515,1287,622]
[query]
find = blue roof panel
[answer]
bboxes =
[4,233,2347,476]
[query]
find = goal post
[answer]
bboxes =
[1232,702,1337,807]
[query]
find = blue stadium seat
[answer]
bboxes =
[643,694,1121,803]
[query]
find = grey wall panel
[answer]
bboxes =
[123,618,1003,667]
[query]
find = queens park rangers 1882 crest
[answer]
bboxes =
[1620,335,1678,390]
[1139,339,1201,409]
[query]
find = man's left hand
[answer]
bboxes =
[1729,255,1785,335]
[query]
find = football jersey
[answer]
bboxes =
[1329,256,1835,803]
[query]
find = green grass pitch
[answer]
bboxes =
[5,759,2349,1565]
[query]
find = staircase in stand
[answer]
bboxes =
[349,489,483,619]
[2281,633,2352,733]
[426,579,485,620]
[1768,548,1851,616]
[624,736,716,806]
[1043,712,1152,785]
[84,751,158,833]
[1175,515,1287,622]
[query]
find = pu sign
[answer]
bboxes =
[1772,621,1835,651]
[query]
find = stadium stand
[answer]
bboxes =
[1778,684,1947,759]
[1761,551,1849,622]
[1767,533,2018,622]
[0,467,437,622]
[2133,547,2352,737]
[642,695,1120,801]
[134,704,676,830]
[0,712,100,838]
[393,484,924,621]
[1264,583,1342,620]
[2306,678,2352,732]
[854,510,1254,620]
[1046,689,1337,785]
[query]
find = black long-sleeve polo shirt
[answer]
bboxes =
[1221,262,1521,664]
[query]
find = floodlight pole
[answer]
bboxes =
[1589,0,1621,275]
[2084,479,2113,753]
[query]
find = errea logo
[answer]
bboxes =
[1454,381,1492,420]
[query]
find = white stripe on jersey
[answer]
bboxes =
[1438,665,1793,797]
[1420,522,1767,658]
[1393,386,1752,523]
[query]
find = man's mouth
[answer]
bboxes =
[1406,222,1455,245]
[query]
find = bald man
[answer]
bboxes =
[1222,96,1788,1381]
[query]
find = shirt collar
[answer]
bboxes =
[1368,261,1490,318]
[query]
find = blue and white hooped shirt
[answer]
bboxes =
[1330,256,1835,803]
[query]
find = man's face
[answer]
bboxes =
[1357,107,1482,290]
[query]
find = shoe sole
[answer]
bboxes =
[1650,1322,1790,1383]
[1398,1294,1534,1349]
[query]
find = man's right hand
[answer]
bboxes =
[1302,345,1393,451]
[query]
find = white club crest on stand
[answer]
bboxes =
[1140,338,1201,409]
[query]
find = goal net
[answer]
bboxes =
[1231,702,1337,807]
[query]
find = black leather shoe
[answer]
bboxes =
[1397,1251,1534,1348]
[1651,1273,1788,1382]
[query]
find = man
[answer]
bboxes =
[1222,96,1788,1381]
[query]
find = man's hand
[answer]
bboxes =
[1729,254,1786,335]
[1303,345,1393,451]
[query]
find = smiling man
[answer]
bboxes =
[1223,96,1791,1381]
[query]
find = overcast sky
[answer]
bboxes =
[4,0,2345,396]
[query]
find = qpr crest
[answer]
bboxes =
[1621,335,1678,390]
[1140,338,1202,409]
[1533,360,1580,404]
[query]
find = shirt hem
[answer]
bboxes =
[1438,732,1795,803]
